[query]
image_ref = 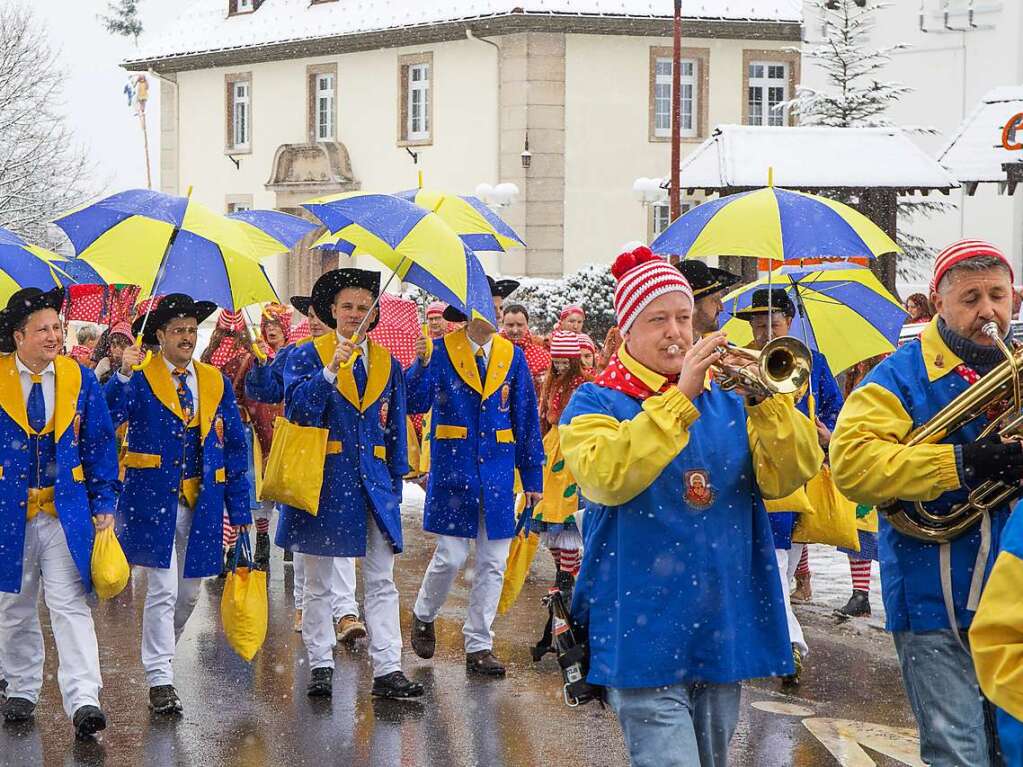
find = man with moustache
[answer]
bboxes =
[107,294,251,716]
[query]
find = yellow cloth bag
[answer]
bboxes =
[498,497,541,615]
[91,526,130,600]
[405,416,422,479]
[221,536,268,662]
[792,466,860,550]
[260,416,328,515]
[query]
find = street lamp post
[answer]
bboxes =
[670,0,683,222]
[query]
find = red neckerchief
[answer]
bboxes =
[504,332,551,375]
[208,336,248,369]
[594,352,679,401]
[70,345,93,364]
[953,362,1005,422]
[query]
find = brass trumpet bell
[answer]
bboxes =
[713,337,812,400]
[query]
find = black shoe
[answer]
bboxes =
[781,643,802,686]
[0,678,7,702]
[372,671,425,700]
[307,667,333,697]
[410,616,436,659]
[255,532,271,571]
[73,706,107,740]
[834,590,871,619]
[2,697,34,722]
[466,650,506,677]
[555,569,576,608]
[148,685,182,715]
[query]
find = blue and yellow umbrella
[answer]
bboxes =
[303,191,497,327]
[52,189,315,309]
[393,188,525,253]
[0,227,69,302]
[651,186,900,261]
[719,264,907,374]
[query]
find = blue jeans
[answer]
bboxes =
[893,629,995,767]
[607,682,741,767]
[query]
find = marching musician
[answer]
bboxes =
[108,294,251,716]
[245,295,365,640]
[279,269,422,701]
[559,248,823,766]
[677,260,741,337]
[0,288,119,739]
[831,240,1020,766]
[406,277,545,677]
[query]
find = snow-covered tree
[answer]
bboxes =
[99,0,144,43]
[0,5,94,247]
[788,0,949,280]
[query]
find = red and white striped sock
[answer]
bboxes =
[223,511,238,549]
[255,518,270,534]
[849,557,872,592]
[556,548,582,577]
[795,545,811,578]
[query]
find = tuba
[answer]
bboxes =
[712,337,813,401]
[881,321,1023,543]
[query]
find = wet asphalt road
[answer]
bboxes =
[1,509,920,767]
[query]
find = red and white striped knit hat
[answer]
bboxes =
[550,330,582,358]
[611,246,693,333]
[559,304,585,321]
[426,301,447,318]
[578,333,597,353]
[930,239,1013,292]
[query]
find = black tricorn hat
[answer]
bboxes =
[0,287,66,354]
[733,288,797,321]
[131,293,218,346]
[290,295,313,317]
[311,268,381,331]
[678,260,742,299]
[442,276,520,323]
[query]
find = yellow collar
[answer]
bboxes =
[142,358,224,439]
[919,317,963,382]
[618,345,673,391]
[314,334,391,412]
[0,354,82,439]
[444,329,514,399]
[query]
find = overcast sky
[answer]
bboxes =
[29,0,183,194]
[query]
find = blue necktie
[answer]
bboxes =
[475,348,487,385]
[173,368,194,422]
[27,374,46,434]
[353,356,367,399]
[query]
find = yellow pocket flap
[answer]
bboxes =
[0,465,4,480]
[215,467,226,483]
[434,425,467,440]
[72,464,85,482]
[373,445,387,460]
[495,428,515,444]
[326,441,343,455]
[123,451,161,470]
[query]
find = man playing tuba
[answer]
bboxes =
[831,240,1023,767]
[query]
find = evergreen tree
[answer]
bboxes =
[788,0,948,281]
[99,0,143,44]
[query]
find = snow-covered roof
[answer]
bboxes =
[938,86,1023,184]
[678,125,959,192]
[128,0,801,68]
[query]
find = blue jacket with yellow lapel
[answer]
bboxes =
[244,339,312,405]
[104,358,251,578]
[0,355,119,594]
[405,329,544,540]
[278,334,407,556]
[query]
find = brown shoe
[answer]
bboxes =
[411,616,436,659]
[337,614,367,645]
[293,609,303,633]
[466,650,506,677]
[790,572,812,603]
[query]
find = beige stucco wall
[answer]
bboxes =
[562,34,795,275]
[173,37,501,297]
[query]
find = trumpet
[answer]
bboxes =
[711,338,813,400]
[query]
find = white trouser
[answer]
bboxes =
[141,503,204,688]
[0,514,102,717]
[775,548,808,656]
[413,511,513,654]
[254,499,275,523]
[293,554,357,618]
[302,515,402,677]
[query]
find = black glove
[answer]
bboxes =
[960,437,1023,485]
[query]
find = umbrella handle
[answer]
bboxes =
[250,342,268,363]
[241,305,268,362]
[131,348,153,372]
[337,334,361,370]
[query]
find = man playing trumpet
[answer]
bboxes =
[831,240,1020,766]
[560,247,823,767]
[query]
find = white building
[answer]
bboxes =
[800,0,1023,287]
[126,0,802,296]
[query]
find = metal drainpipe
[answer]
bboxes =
[147,68,180,195]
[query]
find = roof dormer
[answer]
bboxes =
[229,0,264,17]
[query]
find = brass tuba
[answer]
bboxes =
[881,321,1023,543]
[712,337,813,401]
